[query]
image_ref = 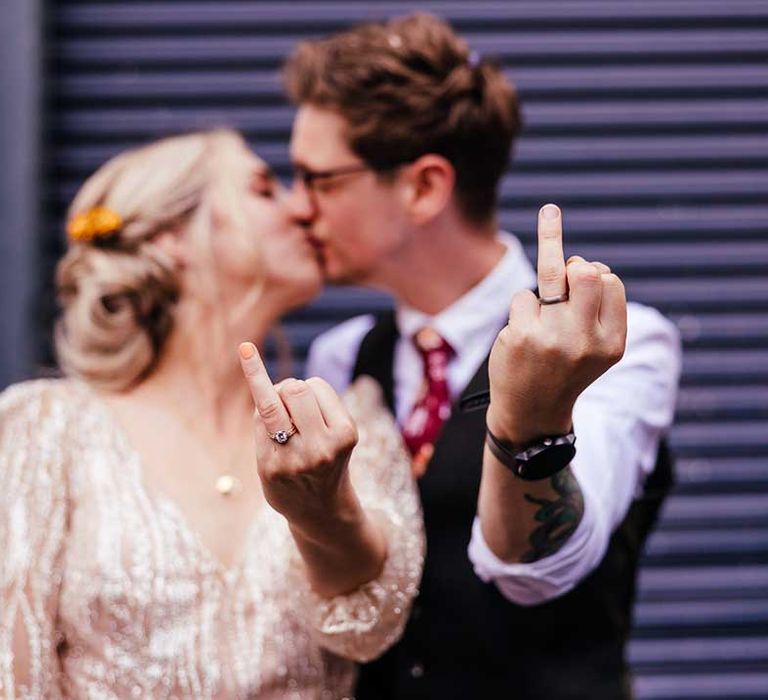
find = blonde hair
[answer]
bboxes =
[55,129,254,391]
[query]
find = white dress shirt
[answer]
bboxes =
[306,232,682,606]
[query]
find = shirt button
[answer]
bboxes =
[410,662,425,679]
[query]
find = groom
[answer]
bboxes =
[284,13,680,699]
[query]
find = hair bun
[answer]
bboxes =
[56,245,178,391]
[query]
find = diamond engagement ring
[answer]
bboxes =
[268,425,297,445]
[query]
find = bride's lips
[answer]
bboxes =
[306,234,326,256]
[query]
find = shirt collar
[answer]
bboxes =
[396,232,537,355]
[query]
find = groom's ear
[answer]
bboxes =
[401,154,456,226]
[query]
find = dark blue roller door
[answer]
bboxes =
[45,3,768,697]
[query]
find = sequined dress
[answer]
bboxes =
[0,378,424,699]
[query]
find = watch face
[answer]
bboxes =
[516,442,577,481]
[485,429,576,481]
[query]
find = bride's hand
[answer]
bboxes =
[238,342,360,532]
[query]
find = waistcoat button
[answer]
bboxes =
[410,662,425,679]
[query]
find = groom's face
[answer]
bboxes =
[288,105,410,285]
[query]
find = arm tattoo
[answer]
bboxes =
[520,468,584,564]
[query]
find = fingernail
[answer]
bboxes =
[541,203,560,220]
[239,342,255,360]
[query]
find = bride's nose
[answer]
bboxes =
[282,175,318,226]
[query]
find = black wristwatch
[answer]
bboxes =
[485,428,576,481]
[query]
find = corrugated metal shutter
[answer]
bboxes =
[45,2,768,697]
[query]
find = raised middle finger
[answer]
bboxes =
[239,342,294,436]
[537,203,568,301]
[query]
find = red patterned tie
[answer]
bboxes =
[402,327,455,478]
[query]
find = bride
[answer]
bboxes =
[0,130,423,699]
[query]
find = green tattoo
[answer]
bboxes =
[520,469,584,564]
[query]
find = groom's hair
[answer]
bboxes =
[283,12,521,225]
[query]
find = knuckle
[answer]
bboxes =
[538,265,563,285]
[497,326,524,352]
[313,445,335,467]
[569,262,600,284]
[541,230,559,241]
[602,272,624,290]
[539,332,566,358]
[513,288,537,303]
[606,336,626,362]
[256,398,283,421]
[242,363,260,380]
[305,376,328,390]
[510,289,537,313]
[259,462,282,484]
[337,421,358,449]
[276,458,302,478]
[279,379,308,397]
[609,347,625,364]
[582,344,603,364]
[577,335,624,366]
[591,260,611,273]
[544,330,595,365]
[573,346,603,369]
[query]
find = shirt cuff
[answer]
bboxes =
[467,490,605,606]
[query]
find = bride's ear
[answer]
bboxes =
[152,229,190,270]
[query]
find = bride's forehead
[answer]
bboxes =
[235,144,269,173]
[216,144,270,181]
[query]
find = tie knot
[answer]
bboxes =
[412,327,454,373]
[413,327,453,356]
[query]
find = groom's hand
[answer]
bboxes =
[486,204,627,444]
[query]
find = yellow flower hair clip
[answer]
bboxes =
[67,206,123,243]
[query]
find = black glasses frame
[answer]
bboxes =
[292,163,372,190]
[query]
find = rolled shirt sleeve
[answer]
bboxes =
[469,303,682,605]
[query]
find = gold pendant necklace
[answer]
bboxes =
[163,397,250,498]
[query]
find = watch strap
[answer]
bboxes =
[486,429,576,481]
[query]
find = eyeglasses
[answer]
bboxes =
[291,163,373,193]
